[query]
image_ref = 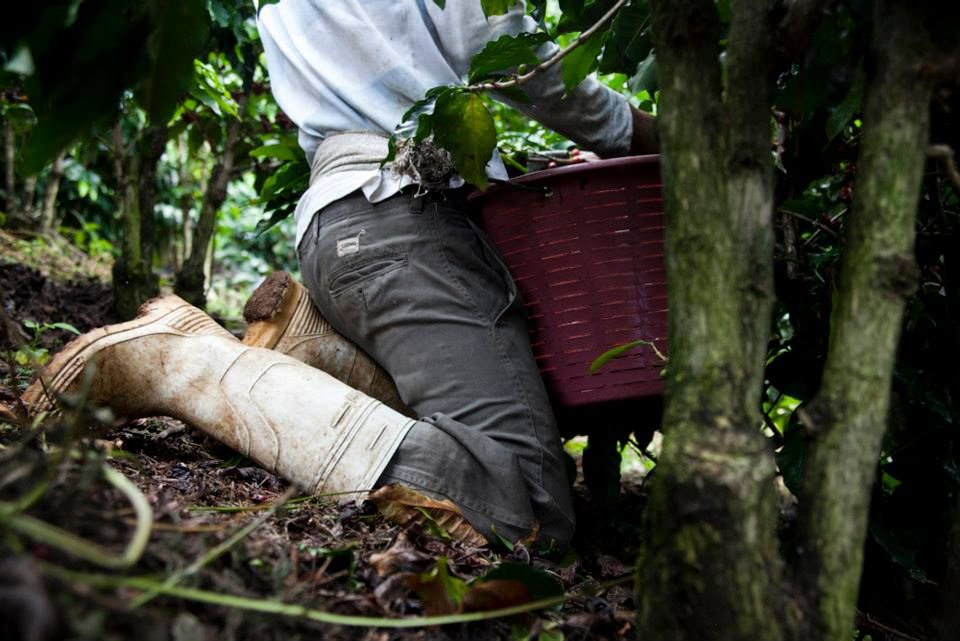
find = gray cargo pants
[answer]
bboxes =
[298,189,575,548]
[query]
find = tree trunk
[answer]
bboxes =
[635,2,792,640]
[39,152,66,234]
[3,119,15,219]
[793,2,936,639]
[111,119,159,320]
[177,134,192,269]
[137,125,167,266]
[20,175,37,226]
[174,99,245,309]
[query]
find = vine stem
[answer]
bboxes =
[42,563,634,628]
[467,0,628,92]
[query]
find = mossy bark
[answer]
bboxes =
[111,120,159,320]
[635,2,793,639]
[794,3,936,639]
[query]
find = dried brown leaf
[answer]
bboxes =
[369,484,488,546]
[462,579,534,612]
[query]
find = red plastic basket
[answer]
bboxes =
[473,155,668,408]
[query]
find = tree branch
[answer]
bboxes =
[795,2,937,638]
[467,0,627,92]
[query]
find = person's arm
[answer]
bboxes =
[428,1,658,157]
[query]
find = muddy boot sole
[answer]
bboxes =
[242,271,325,349]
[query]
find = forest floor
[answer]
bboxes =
[0,234,649,641]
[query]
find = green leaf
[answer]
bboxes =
[414,112,435,142]
[589,338,662,375]
[381,135,398,167]
[824,70,864,142]
[249,143,302,162]
[468,32,550,83]
[560,29,607,93]
[432,0,447,8]
[192,59,239,118]
[627,51,657,95]
[49,322,81,335]
[558,0,617,33]
[400,85,454,125]
[136,0,210,124]
[256,0,282,14]
[480,0,514,17]
[529,0,548,23]
[18,0,153,174]
[2,103,37,134]
[869,521,933,583]
[775,423,805,496]
[473,562,563,601]
[433,91,497,189]
[598,0,651,75]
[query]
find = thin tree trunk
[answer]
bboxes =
[39,152,66,233]
[175,97,246,308]
[111,119,158,320]
[137,124,167,267]
[177,135,192,269]
[3,119,15,218]
[794,2,936,639]
[20,175,37,225]
[635,2,791,640]
[726,0,776,388]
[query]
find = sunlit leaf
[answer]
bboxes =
[480,0,513,17]
[49,322,82,335]
[560,29,607,93]
[249,143,302,162]
[589,338,664,375]
[433,91,496,189]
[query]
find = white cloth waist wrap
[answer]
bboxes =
[293,132,418,245]
[310,131,392,186]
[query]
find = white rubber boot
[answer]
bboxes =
[242,271,410,415]
[22,296,416,495]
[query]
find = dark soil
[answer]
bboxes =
[0,261,646,641]
[0,262,114,352]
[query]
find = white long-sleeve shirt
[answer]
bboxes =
[256,0,633,244]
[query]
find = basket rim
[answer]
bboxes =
[470,153,661,201]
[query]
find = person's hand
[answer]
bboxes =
[569,148,600,163]
[546,148,600,168]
